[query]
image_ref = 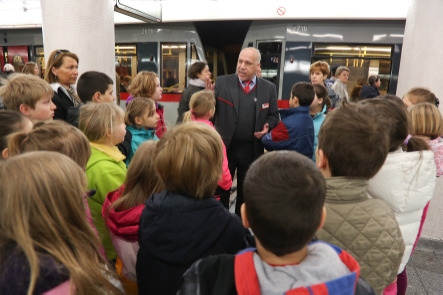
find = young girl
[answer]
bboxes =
[0,152,123,294]
[402,87,439,108]
[103,141,164,294]
[124,97,159,166]
[361,97,435,295]
[136,123,246,295]
[182,90,232,208]
[126,71,166,138]
[409,102,443,176]
[79,102,127,262]
[0,110,33,159]
[310,84,332,162]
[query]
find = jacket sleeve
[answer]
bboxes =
[265,84,280,129]
[218,141,232,190]
[177,89,191,123]
[261,121,292,151]
[177,259,202,295]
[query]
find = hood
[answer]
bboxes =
[138,190,235,264]
[367,150,436,212]
[279,105,310,119]
[325,177,369,203]
[102,186,144,241]
[87,144,125,169]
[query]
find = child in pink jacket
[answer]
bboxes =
[181,90,232,208]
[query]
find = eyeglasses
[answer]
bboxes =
[53,49,69,60]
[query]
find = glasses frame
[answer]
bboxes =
[53,50,70,60]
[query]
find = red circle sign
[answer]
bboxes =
[277,7,286,16]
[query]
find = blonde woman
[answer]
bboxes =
[126,71,166,138]
[79,102,127,262]
[0,152,123,294]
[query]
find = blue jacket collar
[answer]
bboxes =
[279,105,310,119]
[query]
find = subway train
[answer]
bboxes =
[0,19,405,124]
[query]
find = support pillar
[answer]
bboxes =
[40,0,116,93]
[397,0,443,109]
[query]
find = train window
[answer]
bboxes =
[161,43,186,93]
[34,46,45,79]
[115,44,137,85]
[205,47,227,79]
[258,41,282,94]
[191,43,199,62]
[313,44,393,95]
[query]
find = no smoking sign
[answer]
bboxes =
[277,7,286,16]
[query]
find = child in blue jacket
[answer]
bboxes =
[262,82,315,158]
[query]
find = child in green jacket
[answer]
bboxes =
[79,102,127,261]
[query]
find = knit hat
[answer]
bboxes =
[3,63,14,72]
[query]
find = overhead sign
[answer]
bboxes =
[114,0,162,23]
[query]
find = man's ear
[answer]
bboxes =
[2,148,8,159]
[317,149,332,178]
[241,203,250,229]
[318,206,327,230]
[92,91,101,103]
[19,104,32,116]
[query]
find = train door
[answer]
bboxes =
[257,41,284,99]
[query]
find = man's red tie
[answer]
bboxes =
[244,80,251,92]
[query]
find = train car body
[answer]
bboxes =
[242,20,405,107]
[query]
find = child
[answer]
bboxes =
[79,102,127,262]
[124,97,159,166]
[262,82,315,158]
[103,141,164,294]
[0,110,33,159]
[409,102,443,176]
[311,84,332,162]
[126,71,167,138]
[0,74,56,121]
[66,71,115,127]
[0,152,123,294]
[402,87,439,108]
[361,98,435,295]
[182,90,232,208]
[315,102,405,294]
[136,123,247,295]
[179,151,375,295]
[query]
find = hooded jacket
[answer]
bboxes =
[178,241,376,295]
[360,85,380,99]
[86,144,127,261]
[367,149,435,273]
[316,177,405,295]
[312,105,327,162]
[102,186,143,281]
[136,190,247,295]
[261,105,314,158]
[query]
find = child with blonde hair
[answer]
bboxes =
[182,90,232,208]
[103,141,164,294]
[0,74,56,121]
[0,152,123,294]
[124,97,159,166]
[126,71,166,137]
[136,123,246,295]
[79,102,127,262]
[0,110,33,159]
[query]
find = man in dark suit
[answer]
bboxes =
[213,47,279,216]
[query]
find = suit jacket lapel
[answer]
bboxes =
[229,76,239,115]
[255,78,267,122]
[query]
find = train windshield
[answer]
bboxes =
[312,44,393,95]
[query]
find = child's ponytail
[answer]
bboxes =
[403,135,430,152]
[182,90,215,123]
[182,110,193,123]
[6,132,29,157]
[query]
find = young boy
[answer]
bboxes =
[315,102,405,294]
[178,151,375,295]
[310,61,339,108]
[261,82,315,158]
[0,74,56,121]
[66,71,114,127]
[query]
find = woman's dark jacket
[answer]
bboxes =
[360,85,380,99]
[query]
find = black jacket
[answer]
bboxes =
[52,87,74,122]
[66,105,81,128]
[360,85,380,99]
[136,190,247,295]
[178,253,376,295]
[177,85,205,123]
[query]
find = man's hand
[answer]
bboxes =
[254,123,269,139]
[205,77,214,92]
